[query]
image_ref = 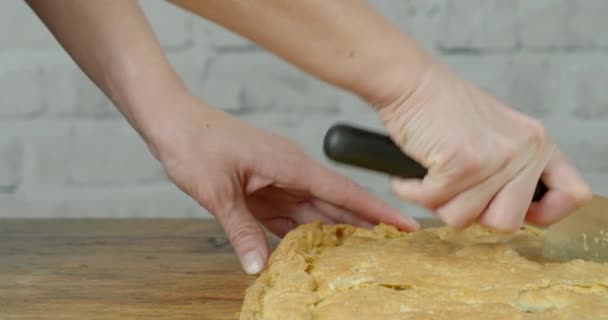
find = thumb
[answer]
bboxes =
[214,198,270,275]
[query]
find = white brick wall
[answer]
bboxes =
[1,0,607,218]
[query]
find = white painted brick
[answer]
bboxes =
[370,0,445,51]
[439,0,518,50]
[141,0,192,50]
[32,121,165,186]
[191,16,251,49]
[201,53,344,113]
[0,59,45,118]
[0,194,26,217]
[0,138,22,192]
[580,173,608,198]
[518,0,574,49]
[0,185,204,218]
[557,54,608,120]
[519,0,608,49]
[1,0,607,219]
[169,50,214,103]
[543,118,608,176]
[443,54,560,117]
[0,1,62,49]
[42,63,119,118]
[570,0,608,48]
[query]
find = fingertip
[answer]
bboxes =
[478,214,522,233]
[394,214,421,231]
[391,178,422,201]
[525,189,586,226]
[525,202,553,226]
[374,204,420,231]
[573,182,593,207]
[241,250,265,275]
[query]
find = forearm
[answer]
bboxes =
[169,0,432,106]
[27,0,188,144]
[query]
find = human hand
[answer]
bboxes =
[147,94,419,274]
[374,62,592,232]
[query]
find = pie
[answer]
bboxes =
[239,222,608,319]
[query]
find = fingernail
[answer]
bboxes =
[242,250,264,275]
[402,215,420,230]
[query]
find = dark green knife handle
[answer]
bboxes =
[323,123,548,202]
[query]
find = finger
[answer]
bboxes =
[391,178,427,206]
[312,200,375,229]
[433,147,531,228]
[391,144,514,210]
[289,204,335,225]
[434,169,509,228]
[279,160,419,231]
[525,152,592,225]
[261,217,297,238]
[477,159,547,232]
[213,197,269,275]
[391,175,461,210]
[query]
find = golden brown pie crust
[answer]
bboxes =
[239,222,608,319]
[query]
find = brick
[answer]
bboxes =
[439,0,518,50]
[42,63,119,118]
[0,60,45,118]
[544,118,608,174]
[579,173,608,198]
[0,194,27,217]
[558,54,608,120]
[0,1,62,49]
[501,56,559,117]
[570,0,608,48]
[370,0,444,51]
[0,138,22,192]
[200,53,344,114]
[443,54,559,117]
[170,52,213,104]
[141,0,192,50]
[0,185,205,218]
[191,16,252,50]
[32,122,165,186]
[519,0,608,49]
[518,0,573,49]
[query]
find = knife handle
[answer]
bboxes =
[323,123,548,202]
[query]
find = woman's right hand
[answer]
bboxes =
[374,62,592,232]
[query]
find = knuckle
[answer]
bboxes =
[500,142,518,167]
[523,119,548,147]
[479,213,521,233]
[195,178,237,215]
[437,207,477,228]
[452,148,483,178]
[333,177,362,208]
[228,223,260,246]
[488,141,518,174]
[433,147,482,182]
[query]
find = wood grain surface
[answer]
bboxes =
[0,219,277,320]
[1,197,606,319]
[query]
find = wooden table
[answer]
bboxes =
[0,219,273,320]
[2,197,606,319]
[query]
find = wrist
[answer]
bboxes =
[102,59,193,152]
[342,37,434,110]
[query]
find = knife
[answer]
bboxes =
[322,123,608,263]
[322,123,547,202]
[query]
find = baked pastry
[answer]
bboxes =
[239,222,608,319]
